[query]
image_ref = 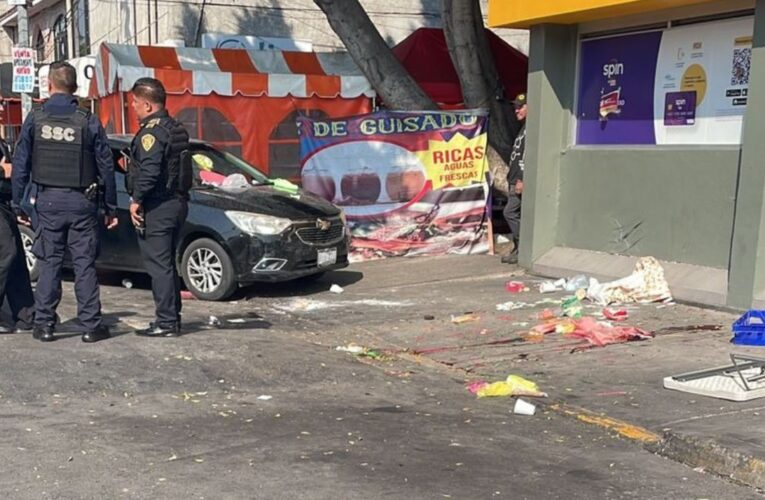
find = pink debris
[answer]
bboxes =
[603,308,629,321]
[466,381,488,394]
[567,317,652,348]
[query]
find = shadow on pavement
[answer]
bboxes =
[239,270,364,299]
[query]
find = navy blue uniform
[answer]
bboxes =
[131,109,188,330]
[0,139,34,330]
[12,93,117,332]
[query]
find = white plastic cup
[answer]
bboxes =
[513,398,536,416]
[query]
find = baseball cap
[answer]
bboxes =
[512,93,527,108]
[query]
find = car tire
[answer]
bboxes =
[18,224,39,282]
[181,238,237,301]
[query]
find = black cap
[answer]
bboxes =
[512,93,527,107]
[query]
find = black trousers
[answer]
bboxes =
[503,191,522,252]
[0,203,34,326]
[34,189,102,331]
[137,197,187,328]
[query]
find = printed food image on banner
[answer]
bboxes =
[298,110,490,262]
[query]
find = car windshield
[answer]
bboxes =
[190,145,271,187]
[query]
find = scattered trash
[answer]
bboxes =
[475,375,548,398]
[539,281,560,294]
[564,275,589,292]
[466,381,488,394]
[602,308,629,322]
[275,298,413,312]
[451,313,479,325]
[207,315,221,327]
[180,290,196,300]
[587,256,673,305]
[513,398,536,416]
[121,279,133,289]
[505,281,526,293]
[561,296,583,318]
[329,284,344,294]
[336,343,365,354]
[538,309,557,321]
[424,315,435,321]
[567,317,653,350]
[497,298,562,311]
[336,343,383,360]
[495,234,511,245]
[227,318,247,324]
[257,395,273,401]
[732,310,765,346]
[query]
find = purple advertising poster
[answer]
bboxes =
[663,91,697,126]
[576,31,663,145]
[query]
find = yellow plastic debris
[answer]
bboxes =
[476,375,548,398]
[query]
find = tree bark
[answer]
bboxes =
[442,0,517,194]
[314,0,438,111]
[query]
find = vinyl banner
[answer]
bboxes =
[298,110,491,261]
[576,16,753,145]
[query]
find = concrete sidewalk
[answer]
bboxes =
[269,255,765,490]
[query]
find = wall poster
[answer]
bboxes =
[576,16,753,145]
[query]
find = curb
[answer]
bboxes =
[548,403,765,493]
[655,432,765,492]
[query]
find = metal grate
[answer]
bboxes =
[296,222,345,246]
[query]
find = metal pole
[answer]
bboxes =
[17,1,32,122]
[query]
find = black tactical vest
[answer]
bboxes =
[31,108,96,188]
[155,116,191,198]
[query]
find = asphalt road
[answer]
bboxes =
[0,257,759,499]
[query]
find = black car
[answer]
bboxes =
[19,135,349,301]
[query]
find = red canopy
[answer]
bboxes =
[393,28,528,107]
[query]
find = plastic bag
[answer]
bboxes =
[476,374,548,398]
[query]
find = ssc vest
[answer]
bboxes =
[154,117,192,197]
[31,108,96,188]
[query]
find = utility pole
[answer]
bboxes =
[16,0,32,121]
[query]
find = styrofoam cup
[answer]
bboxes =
[513,398,536,416]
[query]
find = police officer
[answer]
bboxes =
[12,62,118,343]
[0,137,35,333]
[128,78,190,338]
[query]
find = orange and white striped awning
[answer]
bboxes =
[92,43,376,99]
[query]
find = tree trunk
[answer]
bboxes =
[443,0,517,195]
[314,0,438,111]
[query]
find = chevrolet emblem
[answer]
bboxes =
[316,218,331,231]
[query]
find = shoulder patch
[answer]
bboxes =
[141,134,156,151]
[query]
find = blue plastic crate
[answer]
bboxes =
[732,310,765,346]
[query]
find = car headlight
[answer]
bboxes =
[225,211,292,235]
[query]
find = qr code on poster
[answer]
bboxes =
[731,48,751,86]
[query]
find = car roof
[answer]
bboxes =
[107,134,207,147]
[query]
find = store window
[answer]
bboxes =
[175,107,244,159]
[269,109,328,179]
[35,30,45,63]
[73,0,90,57]
[53,15,68,61]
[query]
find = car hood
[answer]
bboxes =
[191,185,341,220]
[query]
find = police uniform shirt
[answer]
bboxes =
[130,110,172,205]
[507,123,526,186]
[11,93,117,215]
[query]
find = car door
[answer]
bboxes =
[96,149,144,271]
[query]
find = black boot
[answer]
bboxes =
[136,322,181,338]
[32,325,55,342]
[82,324,110,343]
[501,251,518,265]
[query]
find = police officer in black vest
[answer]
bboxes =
[128,78,190,338]
[12,62,118,343]
[0,137,35,333]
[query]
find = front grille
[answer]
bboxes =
[295,220,345,246]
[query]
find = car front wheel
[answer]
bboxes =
[18,225,38,282]
[181,238,237,301]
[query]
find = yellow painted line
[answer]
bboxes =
[550,403,661,444]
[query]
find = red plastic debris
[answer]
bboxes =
[603,308,629,321]
[505,281,525,293]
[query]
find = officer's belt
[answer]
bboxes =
[39,186,87,193]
